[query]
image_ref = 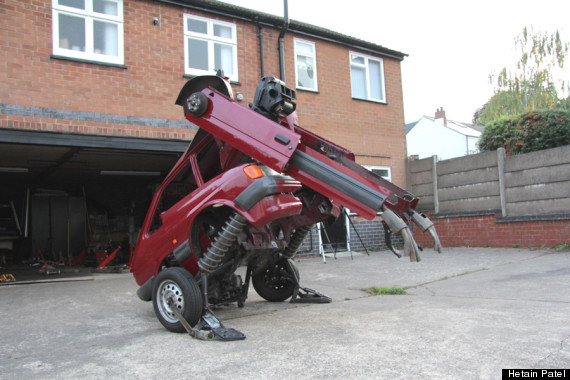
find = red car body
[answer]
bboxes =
[130,75,441,339]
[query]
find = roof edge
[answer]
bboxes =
[158,0,407,60]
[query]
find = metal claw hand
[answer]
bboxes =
[427,226,443,253]
[381,206,421,262]
[409,210,443,253]
[382,222,402,258]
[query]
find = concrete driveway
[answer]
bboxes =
[1,247,569,379]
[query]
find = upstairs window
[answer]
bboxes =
[52,0,124,65]
[349,52,386,103]
[294,39,318,91]
[184,15,238,81]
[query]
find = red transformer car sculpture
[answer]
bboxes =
[131,74,442,341]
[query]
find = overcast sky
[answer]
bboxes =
[220,0,570,124]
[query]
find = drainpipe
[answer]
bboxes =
[278,0,289,81]
[256,19,265,78]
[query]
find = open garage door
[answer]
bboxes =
[0,129,189,265]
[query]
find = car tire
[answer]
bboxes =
[252,258,299,302]
[152,267,203,333]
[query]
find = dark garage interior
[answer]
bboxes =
[0,129,188,272]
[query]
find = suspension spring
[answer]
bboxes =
[282,224,312,259]
[198,212,248,274]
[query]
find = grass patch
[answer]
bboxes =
[365,286,407,295]
[554,243,570,252]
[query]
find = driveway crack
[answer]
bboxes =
[533,334,570,368]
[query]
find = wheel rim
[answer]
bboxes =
[156,279,184,324]
[263,264,288,290]
[187,93,202,113]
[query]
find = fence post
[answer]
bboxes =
[497,148,507,217]
[405,156,412,192]
[432,155,439,214]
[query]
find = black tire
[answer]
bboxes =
[152,267,203,333]
[186,92,209,117]
[252,258,299,302]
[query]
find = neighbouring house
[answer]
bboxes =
[0,0,410,262]
[406,108,482,160]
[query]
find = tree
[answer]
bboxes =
[473,27,569,125]
[473,91,527,125]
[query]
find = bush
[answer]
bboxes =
[478,116,519,151]
[478,110,570,155]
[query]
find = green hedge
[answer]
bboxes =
[478,110,570,155]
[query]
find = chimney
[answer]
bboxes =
[435,107,447,125]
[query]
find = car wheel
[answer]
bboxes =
[152,267,203,333]
[187,92,209,117]
[252,258,299,302]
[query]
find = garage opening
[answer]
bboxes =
[0,129,189,270]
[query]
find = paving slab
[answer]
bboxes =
[0,247,569,379]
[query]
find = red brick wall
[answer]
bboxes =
[1,0,407,186]
[1,0,197,139]
[291,41,407,186]
[413,214,570,249]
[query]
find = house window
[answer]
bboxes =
[52,0,124,65]
[349,52,386,103]
[346,166,391,216]
[184,15,238,81]
[366,165,391,182]
[294,39,318,91]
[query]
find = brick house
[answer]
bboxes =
[0,0,408,262]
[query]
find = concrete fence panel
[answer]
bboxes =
[416,196,435,211]
[408,156,434,174]
[407,145,570,249]
[505,145,570,172]
[504,145,570,217]
[506,181,570,203]
[505,164,570,187]
[436,151,498,175]
[505,198,570,216]
[410,170,433,187]
[436,151,500,214]
[408,156,435,211]
[407,145,570,218]
[438,182,500,201]
[439,196,501,213]
[438,167,499,188]
[411,183,435,198]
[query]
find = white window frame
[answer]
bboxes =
[183,14,238,81]
[366,165,392,182]
[294,38,318,92]
[347,166,392,216]
[52,0,124,65]
[349,51,386,103]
